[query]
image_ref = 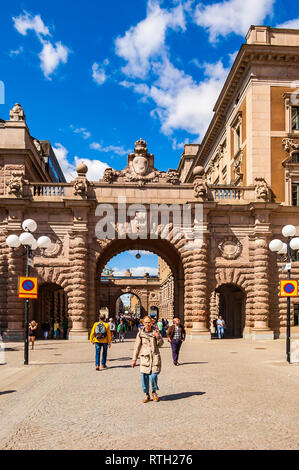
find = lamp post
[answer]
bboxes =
[6,219,51,365]
[269,224,299,363]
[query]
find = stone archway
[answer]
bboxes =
[213,284,246,338]
[32,282,68,338]
[94,238,185,327]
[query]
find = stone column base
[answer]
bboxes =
[2,329,24,341]
[251,329,274,341]
[68,329,89,341]
[189,321,211,340]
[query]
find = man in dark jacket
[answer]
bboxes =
[166,317,186,365]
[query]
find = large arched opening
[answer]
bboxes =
[32,282,68,338]
[215,284,246,338]
[94,238,184,326]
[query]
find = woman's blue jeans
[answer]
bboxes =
[141,372,159,394]
[95,342,108,366]
[217,326,224,339]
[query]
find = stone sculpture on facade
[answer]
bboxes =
[73,162,89,196]
[165,169,180,184]
[282,137,299,158]
[6,171,25,196]
[103,139,162,186]
[254,177,270,201]
[9,103,26,121]
[193,166,208,200]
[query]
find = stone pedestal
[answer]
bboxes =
[251,320,274,340]
[189,321,210,339]
[68,321,89,341]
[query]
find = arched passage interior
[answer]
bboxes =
[215,284,246,338]
[95,238,184,324]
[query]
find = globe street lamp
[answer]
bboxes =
[5,219,51,365]
[269,224,299,363]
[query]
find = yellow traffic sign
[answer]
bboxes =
[18,277,38,299]
[280,280,298,297]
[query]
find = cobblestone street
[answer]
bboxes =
[0,334,298,450]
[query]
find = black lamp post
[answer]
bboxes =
[269,224,299,363]
[6,219,51,365]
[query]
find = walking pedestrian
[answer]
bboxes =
[53,320,60,339]
[28,321,38,350]
[131,316,164,403]
[157,318,163,335]
[90,313,112,370]
[166,317,186,366]
[108,317,116,342]
[62,318,69,339]
[41,321,50,340]
[117,319,127,342]
[216,315,225,339]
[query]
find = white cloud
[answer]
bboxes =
[12,11,50,37]
[39,41,69,79]
[121,58,229,138]
[193,0,274,42]
[276,18,299,29]
[74,156,109,181]
[12,11,69,79]
[115,0,186,78]
[90,141,131,156]
[70,125,91,139]
[92,62,108,85]
[9,46,24,57]
[52,143,109,182]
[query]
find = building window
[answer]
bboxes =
[292,183,299,206]
[292,107,299,131]
[291,152,299,164]
[294,304,299,326]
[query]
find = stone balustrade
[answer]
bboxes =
[2,181,260,203]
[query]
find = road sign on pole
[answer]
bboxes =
[18,276,38,299]
[280,280,298,297]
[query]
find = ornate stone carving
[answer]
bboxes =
[193,166,208,200]
[165,169,180,185]
[254,177,270,201]
[102,139,162,186]
[73,178,88,196]
[33,138,42,154]
[282,137,299,157]
[9,103,25,121]
[73,162,89,196]
[218,239,242,260]
[6,171,25,196]
[103,168,120,183]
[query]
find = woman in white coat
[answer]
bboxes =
[131,315,164,403]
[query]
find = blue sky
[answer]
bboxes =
[1,0,298,183]
[1,0,298,272]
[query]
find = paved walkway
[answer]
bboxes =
[0,333,298,450]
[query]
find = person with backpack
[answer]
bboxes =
[117,319,127,342]
[90,313,112,370]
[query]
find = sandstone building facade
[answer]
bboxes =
[1,26,299,340]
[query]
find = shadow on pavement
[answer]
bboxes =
[0,390,16,396]
[109,357,132,361]
[180,362,208,365]
[160,391,205,401]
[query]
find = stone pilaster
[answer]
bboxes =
[0,232,7,333]
[183,236,210,337]
[252,236,274,339]
[68,231,89,340]
[5,247,24,340]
